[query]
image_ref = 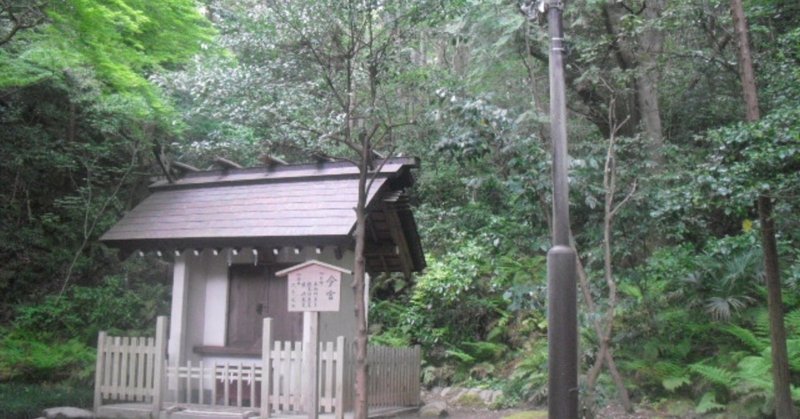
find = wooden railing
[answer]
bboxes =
[93,316,167,414]
[165,337,346,418]
[166,361,262,407]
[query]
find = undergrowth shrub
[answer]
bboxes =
[370,239,548,395]
[0,333,93,383]
[615,233,800,416]
[0,275,168,385]
[13,274,167,344]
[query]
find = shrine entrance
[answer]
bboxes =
[227,264,302,346]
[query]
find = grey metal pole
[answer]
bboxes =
[546,0,578,417]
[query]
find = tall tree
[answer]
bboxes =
[255,2,436,416]
[729,0,794,417]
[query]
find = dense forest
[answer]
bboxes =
[1,0,799,417]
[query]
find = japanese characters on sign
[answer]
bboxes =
[287,266,341,312]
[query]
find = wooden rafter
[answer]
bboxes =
[383,205,412,279]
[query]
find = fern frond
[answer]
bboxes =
[445,348,475,364]
[652,361,687,380]
[690,363,736,388]
[752,308,771,337]
[662,375,691,392]
[787,338,800,372]
[785,309,800,335]
[736,356,771,382]
[720,324,767,352]
[695,392,725,414]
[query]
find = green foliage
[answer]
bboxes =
[695,392,725,414]
[0,334,94,383]
[689,363,736,387]
[503,340,548,404]
[720,324,767,353]
[13,275,168,344]
[696,103,800,206]
[661,375,691,392]
[0,0,213,321]
[0,275,167,385]
[5,0,215,112]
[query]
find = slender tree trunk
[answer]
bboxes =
[352,146,369,419]
[584,119,634,414]
[758,194,794,419]
[730,0,760,123]
[576,247,631,416]
[730,1,795,417]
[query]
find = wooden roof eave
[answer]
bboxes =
[102,235,355,259]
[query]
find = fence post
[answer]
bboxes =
[261,318,273,419]
[93,330,107,413]
[153,316,168,414]
[335,336,345,419]
[302,312,320,419]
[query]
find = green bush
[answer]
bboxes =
[1,275,168,385]
[0,332,94,383]
[13,275,167,344]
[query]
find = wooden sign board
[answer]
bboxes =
[276,260,349,312]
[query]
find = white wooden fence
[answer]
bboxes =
[93,316,167,414]
[94,317,421,418]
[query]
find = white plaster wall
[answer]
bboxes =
[202,252,229,346]
[167,255,190,366]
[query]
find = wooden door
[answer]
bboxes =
[227,265,302,348]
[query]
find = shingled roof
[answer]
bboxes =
[100,157,425,275]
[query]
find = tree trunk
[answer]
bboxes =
[601,1,665,162]
[636,0,665,164]
[729,1,795,417]
[352,142,369,419]
[758,195,794,419]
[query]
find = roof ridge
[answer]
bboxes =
[150,157,418,191]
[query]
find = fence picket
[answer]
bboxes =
[249,364,256,408]
[324,341,334,412]
[334,337,345,419]
[236,361,243,407]
[294,341,302,411]
[271,341,279,412]
[212,363,218,406]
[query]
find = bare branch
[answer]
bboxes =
[0,0,47,45]
[610,179,638,217]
